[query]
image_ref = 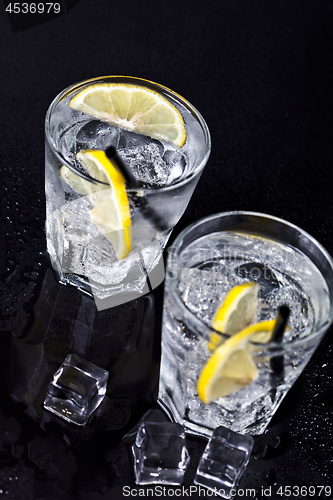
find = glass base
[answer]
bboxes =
[51,249,165,310]
[157,388,289,438]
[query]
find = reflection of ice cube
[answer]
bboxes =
[132,421,190,485]
[194,426,253,499]
[44,354,109,426]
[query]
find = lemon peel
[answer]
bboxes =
[208,282,259,350]
[198,320,276,403]
[60,150,131,260]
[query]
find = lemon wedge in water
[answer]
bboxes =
[208,281,259,350]
[197,319,276,403]
[60,150,131,260]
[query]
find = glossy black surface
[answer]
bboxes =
[1,1,333,498]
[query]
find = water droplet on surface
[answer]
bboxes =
[264,468,278,486]
[321,388,333,408]
[23,271,39,281]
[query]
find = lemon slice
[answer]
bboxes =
[89,197,131,261]
[60,164,107,197]
[69,83,187,148]
[209,282,259,350]
[197,320,276,403]
[61,150,131,261]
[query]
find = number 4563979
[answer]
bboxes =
[5,3,61,14]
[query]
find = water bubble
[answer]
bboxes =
[321,388,333,408]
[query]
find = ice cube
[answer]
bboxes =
[44,354,109,425]
[118,132,171,186]
[233,262,279,292]
[163,149,186,183]
[132,421,190,485]
[75,120,120,151]
[194,426,254,499]
[54,197,95,260]
[178,268,230,325]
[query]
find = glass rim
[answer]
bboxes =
[45,75,211,195]
[166,210,333,350]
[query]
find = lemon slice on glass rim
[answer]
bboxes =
[69,82,187,148]
[60,149,131,261]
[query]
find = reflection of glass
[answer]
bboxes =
[158,212,333,437]
[45,76,211,303]
[8,267,158,430]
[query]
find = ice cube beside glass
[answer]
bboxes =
[43,354,109,425]
[194,426,254,499]
[132,420,190,485]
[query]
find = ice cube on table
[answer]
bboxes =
[43,354,109,426]
[194,426,254,499]
[132,421,190,485]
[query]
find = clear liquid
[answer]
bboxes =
[159,232,330,436]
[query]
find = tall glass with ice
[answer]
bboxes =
[158,212,333,437]
[45,76,210,305]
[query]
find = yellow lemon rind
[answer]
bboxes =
[72,149,132,260]
[197,319,276,404]
[209,281,259,350]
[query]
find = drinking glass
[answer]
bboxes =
[45,76,211,306]
[158,211,333,436]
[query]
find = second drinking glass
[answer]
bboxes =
[158,212,333,437]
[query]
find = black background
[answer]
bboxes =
[1,1,333,499]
